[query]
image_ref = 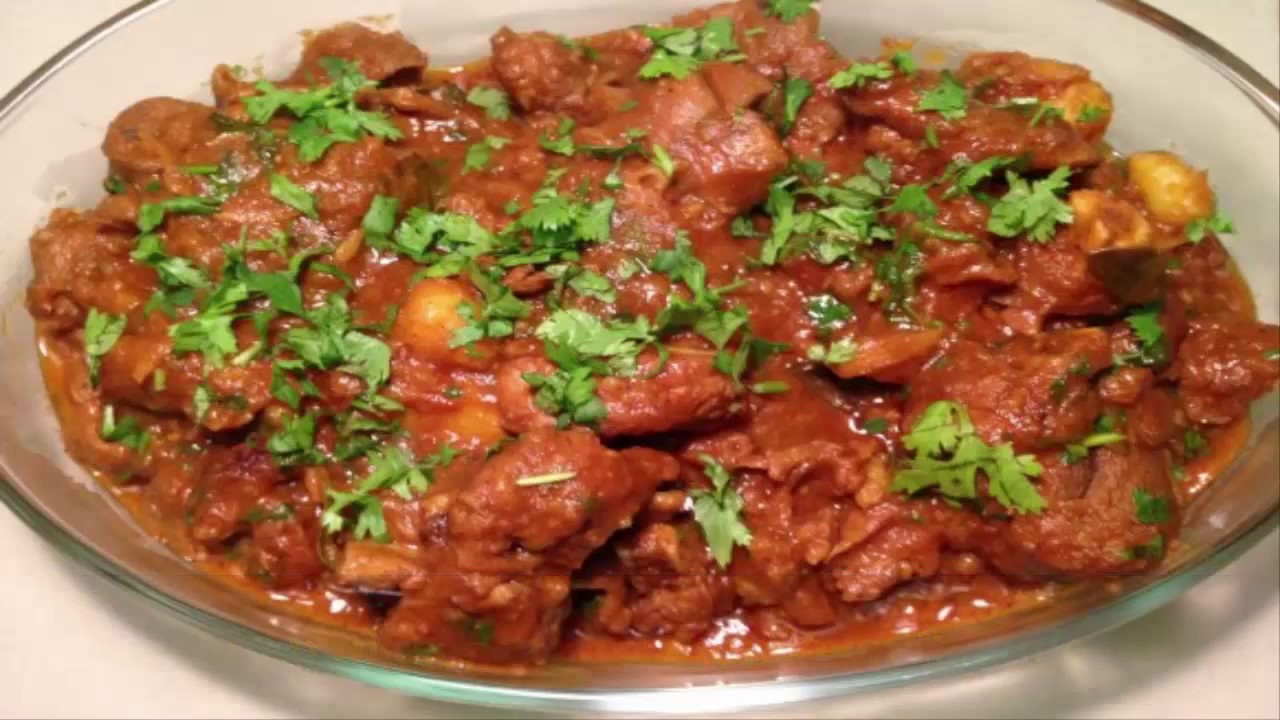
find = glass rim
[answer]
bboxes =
[1,0,1277,713]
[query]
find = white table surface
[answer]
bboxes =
[2,2,1277,718]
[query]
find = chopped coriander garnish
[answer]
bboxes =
[829,61,893,90]
[83,308,126,388]
[266,412,324,467]
[1183,428,1208,458]
[322,446,454,541]
[765,0,815,22]
[923,125,940,149]
[650,144,675,177]
[916,70,969,119]
[103,175,127,194]
[806,337,858,364]
[100,405,150,454]
[1062,431,1125,465]
[987,167,1074,242]
[806,294,853,333]
[515,471,578,487]
[465,86,512,120]
[638,18,744,80]
[1077,104,1108,122]
[1113,304,1168,368]
[450,266,531,348]
[1126,534,1165,560]
[942,155,1018,199]
[269,173,318,219]
[244,57,401,162]
[781,76,813,135]
[361,195,400,246]
[1185,209,1235,244]
[1133,489,1170,525]
[1264,348,1280,361]
[872,240,924,325]
[863,417,890,434]
[888,184,937,219]
[136,195,221,233]
[462,135,512,173]
[893,400,1046,514]
[691,454,752,568]
[750,380,790,395]
[891,50,918,75]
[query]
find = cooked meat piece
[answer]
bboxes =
[1173,316,1280,425]
[189,446,284,544]
[905,329,1112,450]
[295,23,428,83]
[496,351,741,438]
[490,28,591,115]
[448,428,679,569]
[102,97,216,177]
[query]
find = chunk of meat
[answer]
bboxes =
[906,329,1112,450]
[336,542,428,589]
[591,520,735,642]
[999,231,1119,334]
[379,547,572,665]
[490,28,591,115]
[1173,316,1280,425]
[447,428,679,570]
[842,74,1100,172]
[646,76,788,217]
[295,23,427,83]
[102,97,216,177]
[828,327,944,382]
[245,512,326,589]
[496,351,741,438]
[823,523,942,603]
[189,446,284,544]
[701,61,774,111]
[26,210,155,331]
[958,51,1113,139]
[986,446,1177,578]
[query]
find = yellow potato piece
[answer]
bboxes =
[1128,151,1215,226]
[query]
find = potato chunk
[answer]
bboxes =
[1128,151,1214,225]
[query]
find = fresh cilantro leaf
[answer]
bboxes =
[691,454,752,567]
[891,50,918,75]
[192,383,214,424]
[361,195,399,245]
[916,70,969,120]
[463,135,512,173]
[872,241,924,325]
[103,175,127,195]
[943,155,1018,198]
[1264,348,1280,361]
[888,184,937,219]
[639,19,744,80]
[269,173,318,219]
[806,337,858,364]
[829,61,893,90]
[987,167,1074,242]
[1061,430,1125,464]
[1133,489,1170,525]
[1114,304,1168,367]
[131,234,210,290]
[751,381,790,395]
[1077,104,1108,123]
[244,57,400,161]
[1183,428,1208,458]
[450,266,530,348]
[515,471,578,487]
[766,0,814,22]
[100,405,150,454]
[806,294,853,332]
[137,196,221,233]
[267,412,324,466]
[761,179,797,266]
[893,400,1046,514]
[863,417,890,434]
[83,308,127,387]
[731,215,760,238]
[650,144,675,177]
[536,309,656,373]
[781,77,813,135]
[1185,209,1235,244]
[465,86,512,120]
[1126,533,1165,560]
[525,365,608,429]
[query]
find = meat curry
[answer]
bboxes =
[25,0,1280,667]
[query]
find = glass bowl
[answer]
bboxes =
[0,0,1276,713]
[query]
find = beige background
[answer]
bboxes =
[0,1,1276,718]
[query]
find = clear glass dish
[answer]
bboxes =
[0,0,1276,713]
